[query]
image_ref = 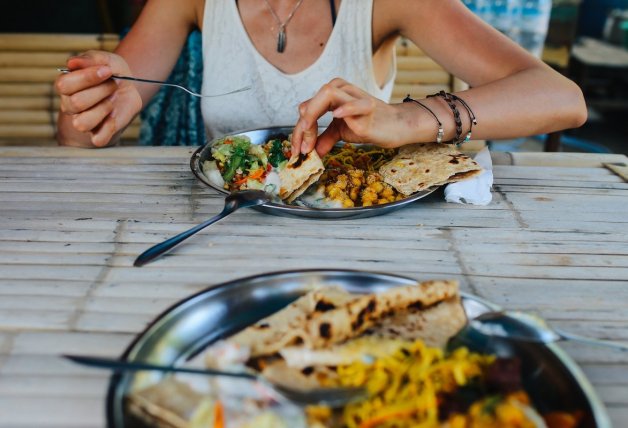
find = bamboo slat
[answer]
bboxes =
[0,83,54,96]
[392,83,450,98]
[0,124,140,139]
[396,56,443,71]
[395,70,452,85]
[0,33,119,52]
[0,67,60,83]
[0,97,59,110]
[0,110,54,124]
[0,52,71,67]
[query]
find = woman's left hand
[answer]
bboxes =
[292,78,416,157]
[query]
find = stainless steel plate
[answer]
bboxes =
[106,269,610,428]
[190,126,438,219]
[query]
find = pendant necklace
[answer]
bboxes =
[262,0,306,53]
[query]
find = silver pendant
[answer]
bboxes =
[277,27,286,53]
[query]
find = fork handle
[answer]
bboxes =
[134,203,237,267]
[64,354,257,379]
[556,329,628,352]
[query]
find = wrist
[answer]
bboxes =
[394,99,444,145]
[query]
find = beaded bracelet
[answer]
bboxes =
[402,95,444,143]
[428,90,465,145]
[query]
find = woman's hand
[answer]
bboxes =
[55,50,142,148]
[291,78,419,157]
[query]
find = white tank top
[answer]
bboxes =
[200,0,396,140]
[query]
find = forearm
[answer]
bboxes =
[400,66,587,145]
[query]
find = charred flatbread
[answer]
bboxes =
[223,279,461,358]
[303,279,460,349]
[379,143,483,195]
[278,150,324,202]
[223,286,354,358]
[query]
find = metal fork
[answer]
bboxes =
[56,68,251,98]
[64,354,367,407]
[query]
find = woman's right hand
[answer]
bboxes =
[55,50,142,148]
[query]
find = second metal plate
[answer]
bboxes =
[106,269,610,428]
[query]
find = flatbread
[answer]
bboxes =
[278,150,324,202]
[365,296,467,349]
[275,296,466,369]
[127,378,205,428]
[303,279,460,349]
[224,286,354,358]
[225,279,460,358]
[380,143,483,195]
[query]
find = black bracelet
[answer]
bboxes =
[428,91,464,145]
[402,95,444,143]
[450,93,477,144]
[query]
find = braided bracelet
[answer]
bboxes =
[402,95,444,143]
[428,90,464,145]
[450,93,477,143]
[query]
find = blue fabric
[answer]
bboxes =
[138,31,205,146]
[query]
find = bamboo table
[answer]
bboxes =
[1,146,627,427]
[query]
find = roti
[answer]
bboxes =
[379,143,483,195]
[224,286,355,358]
[303,279,460,349]
[223,279,462,357]
[278,150,324,202]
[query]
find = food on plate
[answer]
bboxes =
[278,150,325,203]
[201,134,485,208]
[127,280,585,427]
[310,144,404,208]
[379,143,483,195]
[224,279,461,358]
[202,135,290,194]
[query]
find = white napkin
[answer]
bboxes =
[444,147,493,206]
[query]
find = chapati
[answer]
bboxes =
[380,143,483,195]
[278,150,324,202]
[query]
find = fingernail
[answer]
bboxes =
[301,138,311,154]
[332,107,343,117]
[97,66,111,78]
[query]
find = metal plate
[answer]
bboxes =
[106,269,610,428]
[190,126,438,219]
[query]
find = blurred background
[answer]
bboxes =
[0,0,626,154]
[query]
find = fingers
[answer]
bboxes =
[66,50,113,71]
[315,119,342,157]
[55,65,113,99]
[59,79,117,115]
[90,114,118,148]
[293,78,354,154]
[71,95,115,133]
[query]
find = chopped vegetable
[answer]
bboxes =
[213,400,224,428]
[269,139,287,167]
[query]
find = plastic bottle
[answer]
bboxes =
[518,0,552,58]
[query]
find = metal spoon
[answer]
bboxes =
[470,311,628,351]
[56,68,251,98]
[134,190,270,267]
[63,354,366,407]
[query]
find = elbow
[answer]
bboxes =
[563,79,588,129]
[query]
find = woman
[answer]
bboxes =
[55,0,587,156]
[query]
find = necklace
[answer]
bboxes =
[262,0,306,53]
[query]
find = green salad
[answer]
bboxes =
[202,135,292,194]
